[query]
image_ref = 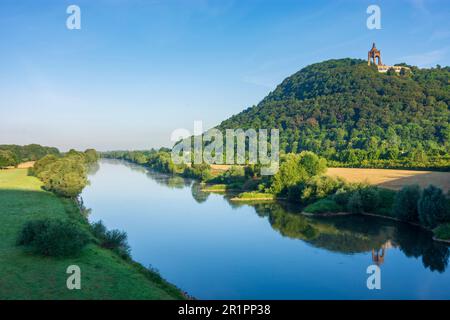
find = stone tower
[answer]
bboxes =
[368,42,382,66]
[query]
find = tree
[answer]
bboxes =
[31,154,59,175]
[359,186,380,213]
[418,185,448,228]
[298,151,327,177]
[399,67,413,77]
[270,154,307,195]
[84,149,99,164]
[33,155,88,198]
[347,191,363,214]
[386,67,397,76]
[270,152,327,195]
[298,175,344,204]
[182,163,212,181]
[0,150,17,168]
[227,165,245,177]
[393,185,421,222]
[244,164,262,179]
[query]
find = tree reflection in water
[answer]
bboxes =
[219,200,450,273]
[191,182,210,204]
[97,160,450,274]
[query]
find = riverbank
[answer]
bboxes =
[301,208,450,244]
[0,168,186,299]
[102,155,450,243]
[80,159,450,299]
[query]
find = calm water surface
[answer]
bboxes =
[82,159,450,299]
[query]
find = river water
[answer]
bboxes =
[81,159,450,299]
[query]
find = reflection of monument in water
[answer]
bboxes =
[186,189,449,272]
[372,240,396,266]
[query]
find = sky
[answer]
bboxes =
[0,0,449,151]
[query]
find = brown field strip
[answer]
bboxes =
[17,161,35,169]
[326,168,450,193]
[210,165,450,193]
[3,161,35,170]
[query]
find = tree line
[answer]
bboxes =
[0,144,60,168]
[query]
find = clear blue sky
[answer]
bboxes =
[1,0,449,151]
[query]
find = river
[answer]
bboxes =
[81,159,450,299]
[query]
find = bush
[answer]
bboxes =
[241,178,260,191]
[228,181,245,191]
[103,230,129,250]
[227,165,245,177]
[347,191,364,214]
[298,175,345,204]
[182,164,212,181]
[393,185,421,222]
[434,224,450,240]
[303,199,343,214]
[332,184,392,215]
[91,220,107,239]
[287,184,302,202]
[418,185,449,228]
[333,188,353,207]
[18,219,89,257]
[376,188,396,216]
[359,186,380,213]
[90,220,131,259]
[244,164,262,178]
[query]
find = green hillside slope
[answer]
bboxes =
[218,59,450,169]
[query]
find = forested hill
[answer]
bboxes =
[217,58,450,169]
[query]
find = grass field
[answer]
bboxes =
[0,169,185,300]
[326,168,450,193]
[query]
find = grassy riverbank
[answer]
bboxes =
[0,169,185,300]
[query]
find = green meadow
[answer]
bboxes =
[0,169,184,300]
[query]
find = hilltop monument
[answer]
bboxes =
[367,43,409,73]
[368,43,382,66]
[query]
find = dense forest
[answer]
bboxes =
[217,59,450,169]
